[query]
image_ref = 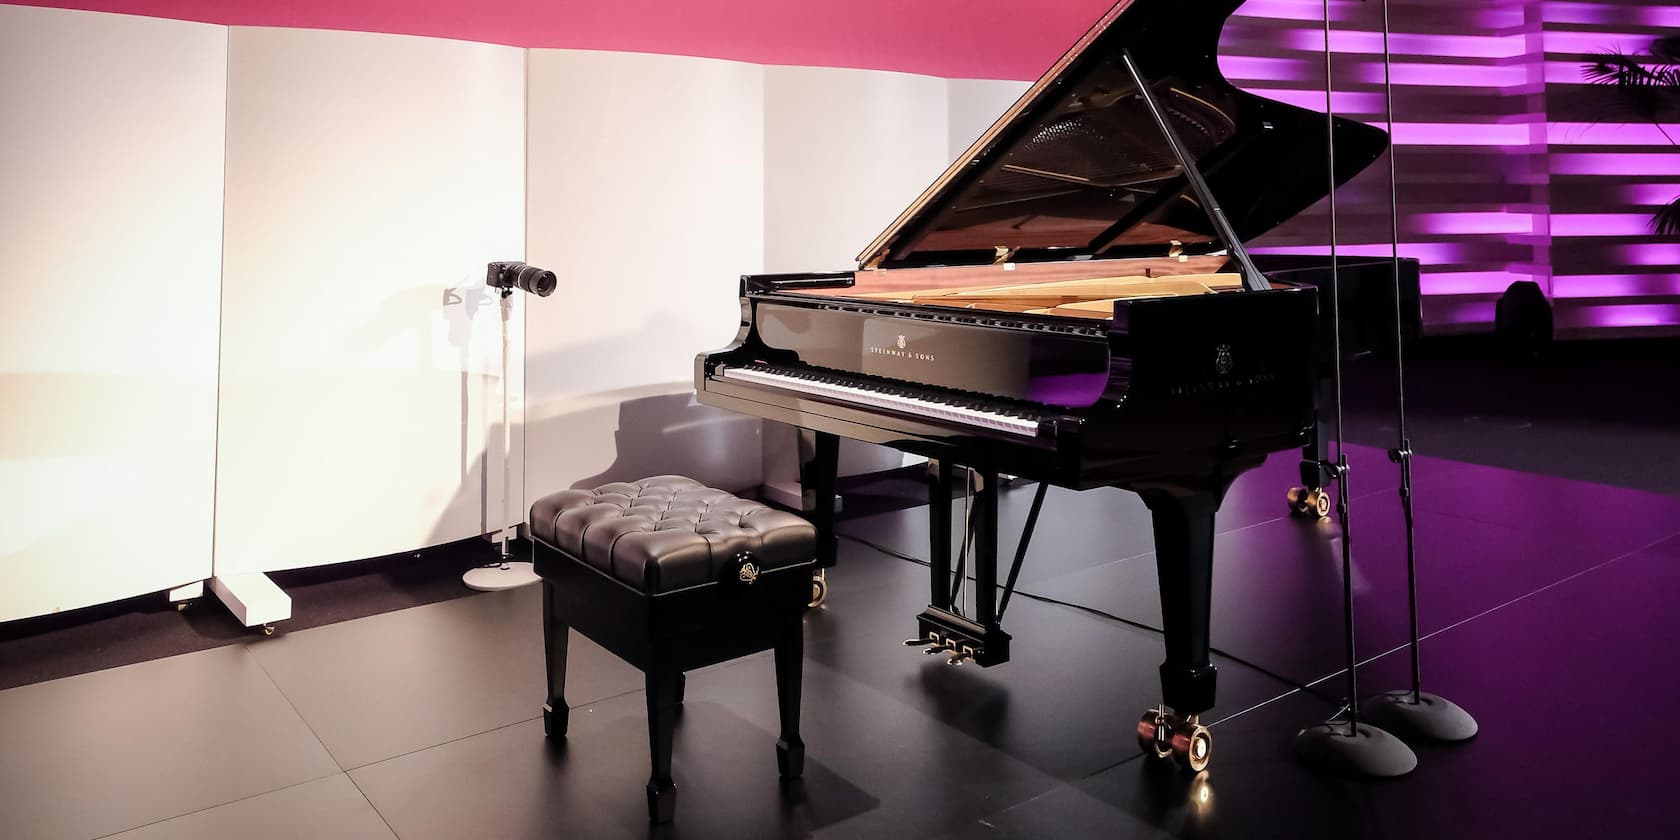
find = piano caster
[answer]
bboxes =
[1287,486,1331,519]
[260,622,276,636]
[1137,708,1173,759]
[1138,708,1212,773]
[1171,716,1212,774]
[808,569,828,609]
[175,601,192,612]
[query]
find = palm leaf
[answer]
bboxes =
[1654,195,1680,238]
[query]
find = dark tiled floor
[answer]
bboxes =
[3,447,1678,839]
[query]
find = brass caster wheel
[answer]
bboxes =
[1287,487,1330,519]
[1170,717,1212,774]
[261,623,276,636]
[175,601,191,612]
[1137,708,1173,760]
[808,569,828,609]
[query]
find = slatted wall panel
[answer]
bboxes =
[1223,0,1552,334]
[1542,1,1680,337]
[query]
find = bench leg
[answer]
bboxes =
[542,582,569,739]
[646,669,682,823]
[774,614,805,779]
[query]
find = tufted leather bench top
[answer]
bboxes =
[530,476,815,594]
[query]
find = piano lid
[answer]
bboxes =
[857,0,1390,271]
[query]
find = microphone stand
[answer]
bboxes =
[1358,0,1478,743]
[463,286,538,591]
[1293,0,1416,777]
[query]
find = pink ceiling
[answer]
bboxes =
[15,0,1117,79]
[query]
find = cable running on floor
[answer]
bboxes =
[835,531,1338,704]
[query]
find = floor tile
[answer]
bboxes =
[350,657,1060,840]
[102,774,394,840]
[1068,545,1680,840]
[0,645,339,840]
[1030,491,1624,692]
[803,543,1297,780]
[935,783,1173,840]
[246,583,641,770]
[1409,460,1680,555]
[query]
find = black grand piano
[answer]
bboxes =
[696,0,1395,773]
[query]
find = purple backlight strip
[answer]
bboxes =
[1285,30,1528,59]
[1540,2,1680,27]
[1231,0,1680,332]
[1553,274,1680,298]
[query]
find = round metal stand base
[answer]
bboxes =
[462,560,540,592]
[1361,690,1478,743]
[1295,721,1417,778]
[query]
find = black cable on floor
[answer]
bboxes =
[836,531,1338,704]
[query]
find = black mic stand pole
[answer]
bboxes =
[1293,0,1417,777]
[1359,0,1478,743]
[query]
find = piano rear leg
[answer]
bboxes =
[1139,486,1221,773]
[1288,382,1332,520]
[798,430,839,607]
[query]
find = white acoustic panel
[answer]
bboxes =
[216,27,525,576]
[947,78,1032,160]
[0,7,227,621]
[762,66,953,480]
[763,66,951,274]
[524,50,765,495]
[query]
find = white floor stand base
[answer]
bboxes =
[462,560,540,592]
[210,573,292,632]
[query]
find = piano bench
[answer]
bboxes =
[527,475,816,824]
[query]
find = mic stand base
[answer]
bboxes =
[1361,690,1478,742]
[463,560,540,592]
[1295,720,1417,778]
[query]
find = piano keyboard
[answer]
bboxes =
[719,365,1044,437]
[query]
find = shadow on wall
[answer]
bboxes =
[529,387,763,496]
[569,391,745,489]
[421,384,764,554]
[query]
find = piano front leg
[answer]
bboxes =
[1138,484,1223,773]
[797,430,839,607]
[928,459,953,611]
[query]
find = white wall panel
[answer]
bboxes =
[216,28,525,576]
[524,50,764,495]
[762,66,952,479]
[947,78,1031,160]
[0,7,226,620]
[763,66,951,274]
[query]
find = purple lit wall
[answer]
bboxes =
[1226,0,1679,337]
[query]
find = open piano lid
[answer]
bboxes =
[857,0,1390,271]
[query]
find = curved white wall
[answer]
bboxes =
[522,49,766,495]
[0,7,227,621]
[0,6,1025,621]
[214,27,526,575]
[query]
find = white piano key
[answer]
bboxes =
[719,366,1042,437]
